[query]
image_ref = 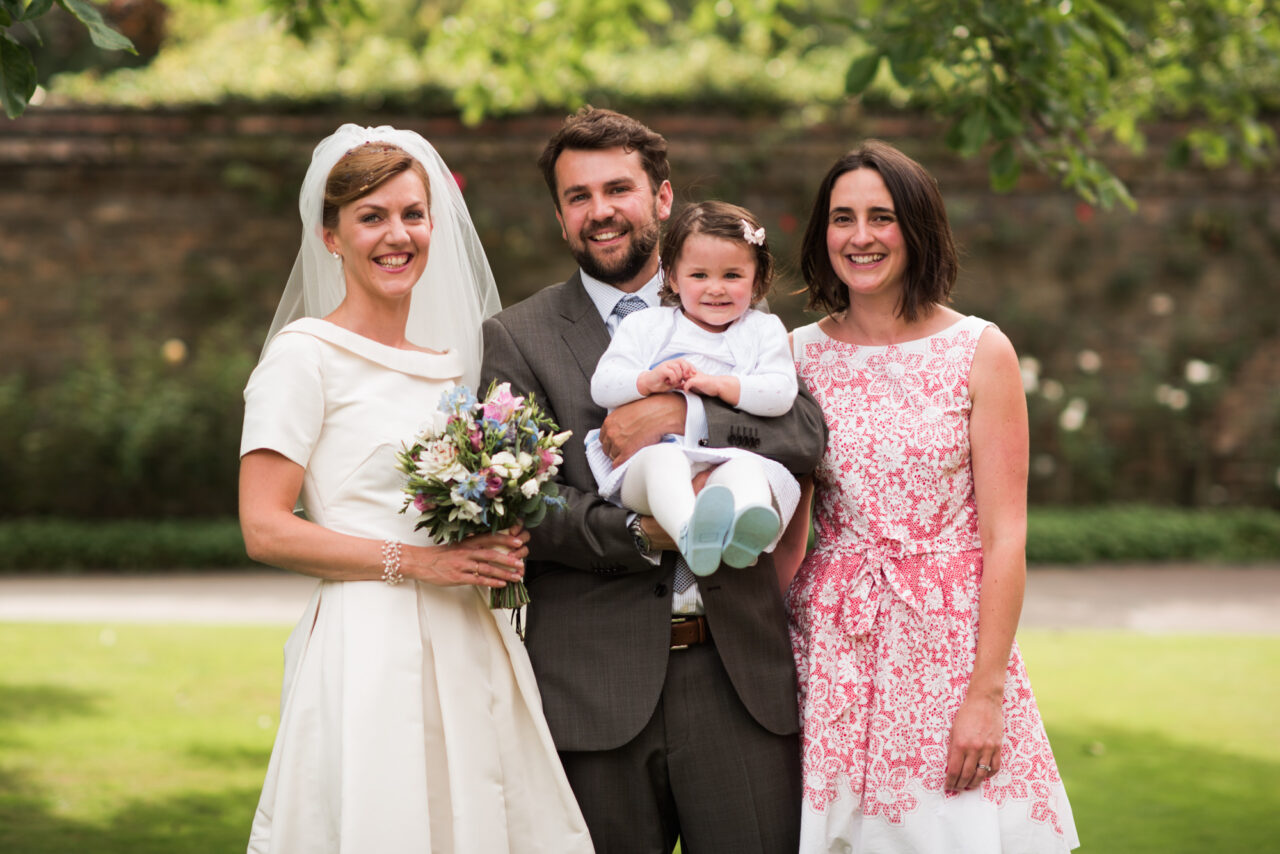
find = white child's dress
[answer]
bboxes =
[241,318,593,854]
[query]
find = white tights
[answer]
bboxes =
[619,444,773,546]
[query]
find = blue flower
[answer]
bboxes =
[439,385,478,415]
[456,472,488,502]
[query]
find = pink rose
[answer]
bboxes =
[413,493,436,513]
[482,469,505,498]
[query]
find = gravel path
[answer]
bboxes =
[1,564,1278,633]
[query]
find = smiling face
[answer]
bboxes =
[825,168,909,303]
[552,146,673,291]
[667,233,756,333]
[322,169,432,308]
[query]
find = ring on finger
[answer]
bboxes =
[976,763,992,772]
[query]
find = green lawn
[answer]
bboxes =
[1,623,1277,853]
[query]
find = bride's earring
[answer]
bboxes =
[331,252,342,263]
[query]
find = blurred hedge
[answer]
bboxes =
[0,324,254,518]
[1025,506,1280,563]
[2,507,1278,572]
[0,518,248,571]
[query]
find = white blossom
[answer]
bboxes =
[417,440,468,482]
[1019,356,1041,394]
[1184,359,1217,385]
[1076,349,1102,374]
[487,451,522,479]
[1040,379,1065,402]
[1155,384,1189,410]
[1059,398,1088,431]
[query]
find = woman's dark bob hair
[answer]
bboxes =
[799,140,957,323]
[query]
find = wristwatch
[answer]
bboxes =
[627,514,653,555]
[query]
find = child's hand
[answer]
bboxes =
[638,359,696,395]
[681,372,741,406]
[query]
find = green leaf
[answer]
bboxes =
[21,0,56,21]
[946,106,990,157]
[986,94,1023,137]
[844,52,880,95]
[989,142,1021,192]
[0,33,37,119]
[57,0,137,54]
[522,500,547,529]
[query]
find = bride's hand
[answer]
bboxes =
[408,527,529,588]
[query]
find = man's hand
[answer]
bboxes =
[599,393,687,464]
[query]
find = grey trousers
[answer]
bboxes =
[558,642,802,854]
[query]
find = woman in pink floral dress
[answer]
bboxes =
[777,141,1079,852]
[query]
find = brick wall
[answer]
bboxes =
[2,108,1277,505]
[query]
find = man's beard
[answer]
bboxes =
[570,213,661,286]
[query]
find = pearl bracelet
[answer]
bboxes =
[381,539,404,586]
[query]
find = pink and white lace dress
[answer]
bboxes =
[788,316,1078,853]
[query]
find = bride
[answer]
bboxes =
[238,124,593,853]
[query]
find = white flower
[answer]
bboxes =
[1019,356,1041,393]
[1059,398,1088,431]
[520,479,541,499]
[488,451,522,479]
[1184,359,1216,385]
[417,440,468,482]
[448,491,485,521]
[517,451,536,473]
[1077,349,1102,374]
[1040,379,1064,402]
[429,407,452,435]
[1155,384,1189,410]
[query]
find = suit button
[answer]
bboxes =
[654,583,668,597]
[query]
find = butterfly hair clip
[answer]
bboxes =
[741,220,766,246]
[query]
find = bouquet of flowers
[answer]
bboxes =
[396,381,570,610]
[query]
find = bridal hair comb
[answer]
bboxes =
[741,220,766,246]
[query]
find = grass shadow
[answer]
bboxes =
[0,683,102,724]
[184,742,271,769]
[0,770,259,854]
[1049,721,1280,853]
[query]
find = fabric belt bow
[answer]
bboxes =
[837,536,925,639]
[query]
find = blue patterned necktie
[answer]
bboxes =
[612,294,648,320]
[608,296,697,593]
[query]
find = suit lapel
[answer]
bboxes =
[558,272,611,383]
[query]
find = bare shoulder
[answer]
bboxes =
[970,324,1021,402]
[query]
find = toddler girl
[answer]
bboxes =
[587,201,801,576]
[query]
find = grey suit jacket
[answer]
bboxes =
[481,272,826,752]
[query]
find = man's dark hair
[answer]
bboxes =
[537,106,670,208]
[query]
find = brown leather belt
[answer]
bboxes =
[670,616,711,650]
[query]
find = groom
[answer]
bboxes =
[480,107,825,853]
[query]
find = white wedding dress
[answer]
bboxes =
[241,318,593,854]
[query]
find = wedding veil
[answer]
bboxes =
[263,124,501,388]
